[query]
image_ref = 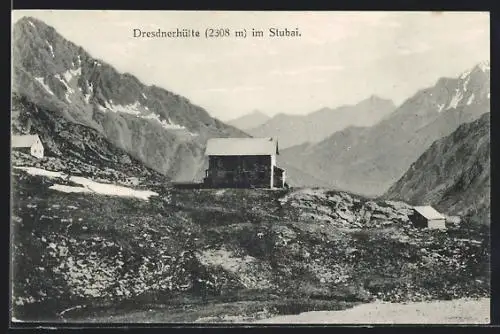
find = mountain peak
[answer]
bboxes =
[12,15,249,183]
[358,95,395,108]
[476,60,490,72]
[459,60,490,79]
[369,94,382,100]
[226,110,271,131]
[249,109,267,117]
[15,16,50,30]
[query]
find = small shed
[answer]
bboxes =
[410,206,446,230]
[12,134,44,159]
[204,137,286,189]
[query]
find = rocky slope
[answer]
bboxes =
[227,110,271,131]
[385,113,490,224]
[12,168,489,322]
[247,96,395,149]
[280,62,490,196]
[12,16,248,182]
[11,93,170,190]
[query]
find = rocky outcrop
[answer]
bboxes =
[12,172,489,321]
[11,93,167,189]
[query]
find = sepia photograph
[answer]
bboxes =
[10,10,490,324]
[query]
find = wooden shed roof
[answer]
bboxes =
[11,135,40,148]
[413,206,446,220]
[205,137,279,156]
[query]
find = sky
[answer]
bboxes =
[12,11,490,121]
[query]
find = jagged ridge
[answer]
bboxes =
[280,62,490,196]
[12,16,249,181]
[247,95,396,149]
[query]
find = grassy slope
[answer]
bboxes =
[11,170,490,322]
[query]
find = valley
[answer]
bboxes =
[10,13,491,324]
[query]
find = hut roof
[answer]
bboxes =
[413,206,446,220]
[205,137,279,156]
[11,135,40,148]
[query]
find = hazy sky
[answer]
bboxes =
[12,11,489,121]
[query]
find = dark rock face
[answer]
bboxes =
[12,16,249,182]
[385,113,490,223]
[11,93,167,188]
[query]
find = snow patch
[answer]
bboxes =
[446,88,463,110]
[63,67,82,82]
[65,93,72,103]
[437,104,445,112]
[14,167,65,179]
[77,55,82,65]
[463,75,470,91]
[459,69,471,79]
[105,100,114,110]
[14,166,158,200]
[50,184,92,194]
[97,100,140,115]
[142,93,147,99]
[67,176,158,200]
[143,113,186,130]
[111,101,142,116]
[34,77,54,96]
[45,40,55,58]
[55,74,75,103]
[84,82,94,104]
[28,21,35,28]
[478,61,490,72]
[95,100,190,132]
[467,93,475,105]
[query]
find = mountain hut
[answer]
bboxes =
[11,134,44,159]
[410,206,447,230]
[203,137,286,189]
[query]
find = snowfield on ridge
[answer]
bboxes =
[13,166,158,200]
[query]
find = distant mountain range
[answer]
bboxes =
[279,61,490,196]
[12,16,248,182]
[11,16,490,211]
[245,96,396,148]
[226,110,270,131]
[385,112,490,223]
